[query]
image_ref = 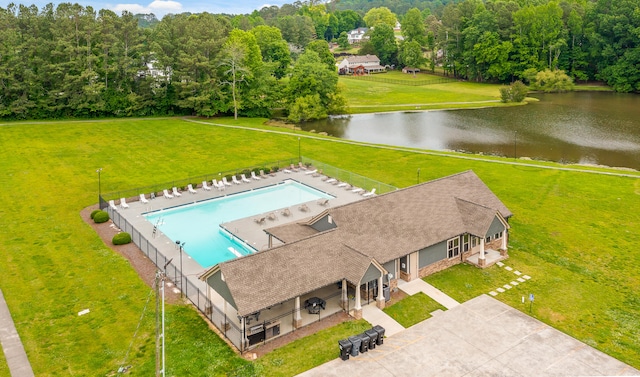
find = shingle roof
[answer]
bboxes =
[202,170,511,316]
[345,54,380,65]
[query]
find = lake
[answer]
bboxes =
[302,92,640,170]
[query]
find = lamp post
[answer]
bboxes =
[298,137,301,163]
[417,168,421,185]
[96,168,102,208]
[175,240,184,297]
[514,131,518,159]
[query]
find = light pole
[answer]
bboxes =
[298,137,301,163]
[417,168,421,185]
[180,242,185,298]
[514,131,518,160]
[96,168,102,208]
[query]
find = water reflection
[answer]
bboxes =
[302,92,640,170]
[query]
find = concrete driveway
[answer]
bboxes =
[298,295,640,377]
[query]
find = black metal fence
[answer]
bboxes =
[108,208,245,350]
[344,74,456,86]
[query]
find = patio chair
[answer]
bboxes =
[298,162,307,170]
[202,181,212,191]
[172,187,182,197]
[312,169,322,178]
[163,189,174,199]
[267,212,278,221]
[298,204,310,212]
[215,180,225,191]
[260,170,269,179]
[337,182,348,188]
[241,174,251,183]
[283,168,292,174]
[222,177,232,186]
[187,184,197,194]
[317,199,329,206]
[109,200,117,210]
[305,169,318,175]
[120,197,129,209]
[139,194,149,204]
[362,188,377,197]
[254,216,266,225]
[232,176,241,185]
[251,171,261,180]
[325,178,337,184]
[281,208,291,216]
[351,187,364,194]
[289,163,299,172]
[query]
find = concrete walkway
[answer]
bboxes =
[398,279,460,309]
[361,304,405,338]
[0,289,34,377]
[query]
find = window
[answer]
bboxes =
[447,237,460,258]
[471,237,478,248]
[486,236,491,243]
[463,234,470,252]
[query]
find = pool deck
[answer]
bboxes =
[109,168,371,323]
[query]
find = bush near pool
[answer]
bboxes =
[90,209,101,219]
[112,232,132,245]
[93,210,109,223]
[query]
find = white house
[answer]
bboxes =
[347,27,369,44]
[337,55,386,75]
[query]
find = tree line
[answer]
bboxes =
[1,0,638,120]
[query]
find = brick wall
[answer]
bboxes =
[418,256,461,278]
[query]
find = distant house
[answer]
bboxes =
[402,67,420,74]
[347,27,369,44]
[337,55,386,75]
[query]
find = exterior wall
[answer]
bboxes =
[383,260,396,278]
[487,216,506,237]
[362,263,383,284]
[206,271,237,310]
[418,256,462,278]
[418,241,447,268]
[486,238,503,250]
[310,214,337,232]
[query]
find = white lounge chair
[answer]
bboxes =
[139,194,149,204]
[362,188,376,197]
[214,179,225,191]
[281,208,291,216]
[254,217,266,225]
[305,169,317,175]
[241,174,251,183]
[298,204,310,212]
[172,187,182,197]
[232,176,241,185]
[325,178,337,184]
[283,168,292,174]
[120,197,129,209]
[109,200,117,210]
[251,171,261,180]
[188,184,197,194]
[202,181,212,191]
[317,199,329,206]
[298,162,307,170]
[163,189,174,199]
[289,163,299,172]
[337,182,348,188]
[222,177,232,186]
[351,187,364,194]
[267,212,278,221]
[260,170,268,179]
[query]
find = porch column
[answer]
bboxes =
[353,284,362,319]
[293,296,302,329]
[501,230,508,251]
[268,234,273,248]
[376,275,385,309]
[478,237,486,267]
[341,279,348,310]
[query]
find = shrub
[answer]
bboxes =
[93,210,110,223]
[500,81,528,103]
[271,166,279,173]
[90,209,101,219]
[112,232,132,245]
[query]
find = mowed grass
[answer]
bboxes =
[339,72,514,113]
[256,319,370,377]
[0,117,639,374]
[383,292,447,328]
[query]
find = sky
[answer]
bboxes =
[0,0,292,17]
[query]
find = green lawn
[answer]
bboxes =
[339,72,517,113]
[383,292,447,328]
[0,117,639,374]
[256,319,370,377]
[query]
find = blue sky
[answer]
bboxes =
[1,0,292,17]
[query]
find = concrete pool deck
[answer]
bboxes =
[298,294,640,377]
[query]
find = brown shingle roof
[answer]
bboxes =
[202,170,511,316]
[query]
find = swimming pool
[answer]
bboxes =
[144,180,333,268]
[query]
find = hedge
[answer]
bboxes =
[93,210,110,223]
[112,232,132,245]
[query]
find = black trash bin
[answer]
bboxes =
[348,336,361,357]
[359,332,370,353]
[365,329,378,349]
[373,325,385,345]
[338,339,352,361]
[383,284,390,302]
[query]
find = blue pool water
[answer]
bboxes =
[144,180,333,268]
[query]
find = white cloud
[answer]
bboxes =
[112,0,182,16]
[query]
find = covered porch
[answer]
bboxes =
[466,248,506,268]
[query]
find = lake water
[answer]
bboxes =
[302,92,640,170]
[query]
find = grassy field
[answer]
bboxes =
[0,117,639,375]
[382,292,447,328]
[339,71,518,113]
